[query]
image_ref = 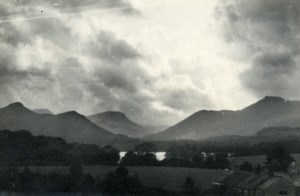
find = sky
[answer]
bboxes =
[0,0,299,126]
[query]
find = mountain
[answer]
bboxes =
[0,102,134,148]
[150,96,300,140]
[33,108,53,115]
[88,111,149,137]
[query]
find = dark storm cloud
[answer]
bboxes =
[86,31,156,115]
[217,0,300,98]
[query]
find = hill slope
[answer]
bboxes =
[0,129,120,165]
[150,96,300,140]
[256,126,300,136]
[33,108,54,115]
[0,103,133,147]
[88,111,149,137]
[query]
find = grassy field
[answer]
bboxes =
[27,166,230,192]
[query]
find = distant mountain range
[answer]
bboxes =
[88,111,149,138]
[150,96,300,140]
[0,102,133,148]
[2,96,300,144]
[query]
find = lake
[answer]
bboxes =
[119,151,166,161]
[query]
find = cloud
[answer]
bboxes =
[217,0,300,98]
[0,0,139,109]
[0,1,199,125]
[0,0,139,19]
[84,31,205,124]
[88,31,141,66]
[1,0,242,126]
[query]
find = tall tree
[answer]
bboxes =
[266,146,294,172]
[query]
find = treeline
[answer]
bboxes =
[121,142,296,171]
[125,142,230,169]
[153,135,300,157]
[0,130,120,166]
[120,151,230,170]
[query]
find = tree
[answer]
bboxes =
[135,142,157,153]
[82,174,95,192]
[192,153,204,167]
[240,161,254,172]
[120,151,140,166]
[214,153,230,169]
[16,167,34,192]
[203,155,215,169]
[254,163,262,174]
[167,144,201,160]
[266,146,294,172]
[184,176,195,195]
[101,165,143,194]
[141,152,158,166]
[69,161,84,191]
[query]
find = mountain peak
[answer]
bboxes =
[64,110,78,115]
[0,102,34,115]
[6,102,25,108]
[261,96,286,103]
[57,111,86,119]
[243,96,287,111]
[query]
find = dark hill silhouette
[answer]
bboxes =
[0,129,120,165]
[150,96,300,140]
[88,111,149,137]
[0,103,133,147]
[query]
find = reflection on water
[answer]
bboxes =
[155,152,166,161]
[119,152,166,161]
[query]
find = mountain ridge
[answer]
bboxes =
[149,96,300,140]
[88,111,149,137]
[0,103,134,148]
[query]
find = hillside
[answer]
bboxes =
[0,102,134,148]
[257,126,300,136]
[0,129,120,165]
[33,108,54,115]
[150,96,300,140]
[88,111,149,137]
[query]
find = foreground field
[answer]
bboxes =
[27,166,229,192]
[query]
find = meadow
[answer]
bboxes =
[27,166,230,192]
